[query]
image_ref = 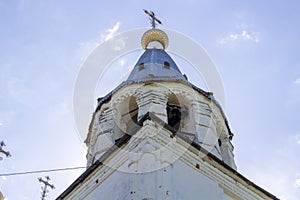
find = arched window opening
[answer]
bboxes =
[167,94,181,132]
[218,139,222,147]
[138,63,144,71]
[164,61,170,69]
[128,97,138,125]
[120,97,139,135]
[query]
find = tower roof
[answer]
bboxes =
[127,28,186,81]
[127,48,185,81]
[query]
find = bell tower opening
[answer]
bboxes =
[128,96,138,125]
[120,96,139,135]
[167,94,181,132]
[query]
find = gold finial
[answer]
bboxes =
[141,29,169,50]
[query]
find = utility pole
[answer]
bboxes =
[0,141,11,161]
[38,176,55,200]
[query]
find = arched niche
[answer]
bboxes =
[166,93,191,134]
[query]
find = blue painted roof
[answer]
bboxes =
[127,48,185,81]
[136,49,181,72]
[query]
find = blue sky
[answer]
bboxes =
[0,0,300,199]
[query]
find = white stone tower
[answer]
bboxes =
[57,27,278,200]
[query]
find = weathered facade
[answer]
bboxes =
[57,28,278,200]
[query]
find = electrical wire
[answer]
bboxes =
[0,166,86,177]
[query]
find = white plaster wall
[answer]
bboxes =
[66,118,267,200]
[84,160,233,200]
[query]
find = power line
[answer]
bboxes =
[0,166,85,177]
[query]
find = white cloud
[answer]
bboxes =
[103,22,121,41]
[0,122,3,126]
[78,22,122,61]
[295,177,300,188]
[294,78,300,85]
[293,134,300,144]
[220,30,259,44]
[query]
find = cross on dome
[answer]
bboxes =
[141,10,168,50]
[143,9,162,28]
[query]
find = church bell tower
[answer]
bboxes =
[57,12,278,200]
[84,26,237,171]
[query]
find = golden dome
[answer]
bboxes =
[141,29,169,50]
